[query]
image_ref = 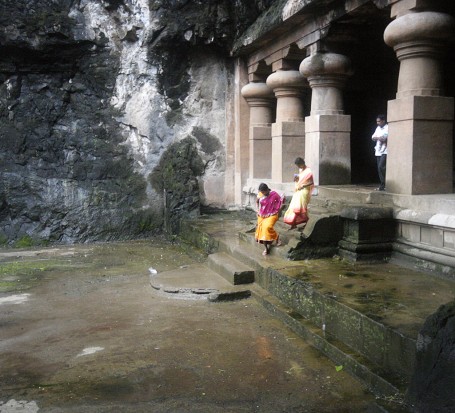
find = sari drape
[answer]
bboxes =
[256,215,279,243]
[283,167,314,226]
[255,190,283,243]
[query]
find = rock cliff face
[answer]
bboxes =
[0,0,273,244]
[406,300,455,412]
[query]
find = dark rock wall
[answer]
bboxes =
[0,0,274,244]
[406,300,455,413]
[150,137,204,234]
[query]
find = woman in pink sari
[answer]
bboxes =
[255,183,284,256]
[283,157,314,230]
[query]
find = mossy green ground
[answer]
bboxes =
[0,260,62,293]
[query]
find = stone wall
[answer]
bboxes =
[0,0,273,244]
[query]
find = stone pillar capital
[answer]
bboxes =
[384,11,455,97]
[384,11,455,46]
[299,52,352,115]
[241,82,274,107]
[300,52,353,80]
[241,82,274,126]
[266,70,307,123]
[266,70,307,94]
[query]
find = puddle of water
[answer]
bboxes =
[77,347,105,357]
[0,399,39,413]
[0,294,30,305]
[279,256,455,338]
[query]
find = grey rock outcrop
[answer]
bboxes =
[406,300,455,413]
[150,137,204,234]
[0,0,273,244]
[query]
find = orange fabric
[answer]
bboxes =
[255,214,279,243]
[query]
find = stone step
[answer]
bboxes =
[238,229,290,259]
[237,212,344,260]
[316,185,455,217]
[211,234,415,392]
[199,220,410,405]
[149,262,251,302]
[178,214,417,400]
[222,232,416,387]
[254,264,415,387]
[207,251,255,285]
[250,283,406,400]
[317,186,394,206]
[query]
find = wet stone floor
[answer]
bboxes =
[0,238,379,412]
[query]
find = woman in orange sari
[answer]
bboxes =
[283,157,314,230]
[255,183,284,256]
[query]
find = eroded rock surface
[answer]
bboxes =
[406,300,455,412]
[0,0,273,244]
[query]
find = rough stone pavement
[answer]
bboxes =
[0,240,378,412]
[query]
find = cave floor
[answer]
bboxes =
[0,237,379,412]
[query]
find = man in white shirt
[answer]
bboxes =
[371,114,388,191]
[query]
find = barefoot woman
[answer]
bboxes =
[283,157,314,229]
[255,183,284,256]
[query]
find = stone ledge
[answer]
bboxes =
[341,205,394,220]
[395,209,455,229]
[208,290,252,302]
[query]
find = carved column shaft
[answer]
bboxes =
[393,41,445,97]
[246,98,274,124]
[241,82,274,180]
[241,82,274,124]
[267,70,306,122]
[266,70,307,182]
[305,76,345,115]
[300,52,353,185]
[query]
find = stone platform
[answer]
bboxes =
[244,183,455,275]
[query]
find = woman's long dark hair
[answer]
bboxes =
[258,183,270,192]
[294,157,305,167]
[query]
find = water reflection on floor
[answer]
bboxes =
[278,257,454,338]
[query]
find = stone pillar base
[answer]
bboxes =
[305,115,351,185]
[249,125,272,179]
[271,121,305,182]
[387,96,454,195]
[338,206,395,262]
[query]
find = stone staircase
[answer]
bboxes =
[207,251,254,285]
[178,205,455,412]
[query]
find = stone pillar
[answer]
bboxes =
[384,10,455,194]
[300,52,353,185]
[233,59,250,206]
[266,70,307,182]
[241,82,274,179]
